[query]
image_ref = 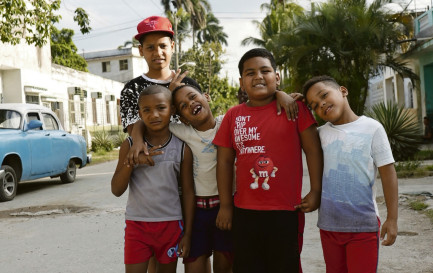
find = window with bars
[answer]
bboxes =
[119,59,128,71]
[102,61,111,72]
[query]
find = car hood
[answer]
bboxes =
[0,129,22,136]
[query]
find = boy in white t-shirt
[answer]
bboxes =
[303,75,399,273]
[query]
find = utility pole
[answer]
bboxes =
[172,1,179,71]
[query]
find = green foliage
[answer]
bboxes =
[73,7,92,34]
[414,150,433,160]
[180,42,237,115]
[366,102,422,161]
[250,0,418,114]
[112,130,128,148]
[0,0,61,47]
[409,200,428,211]
[91,130,114,152]
[394,161,421,172]
[197,12,228,46]
[1,1,91,48]
[50,26,88,71]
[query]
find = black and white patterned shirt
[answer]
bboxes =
[120,73,201,132]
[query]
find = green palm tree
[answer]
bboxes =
[160,0,210,46]
[276,0,418,114]
[241,0,304,84]
[197,12,228,46]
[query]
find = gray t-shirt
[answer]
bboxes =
[125,134,185,222]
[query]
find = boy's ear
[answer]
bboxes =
[239,77,244,92]
[340,86,349,97]
[170,104,175,115]
[138,45,144,57]
[276,72,281,86]
[204,93,211,102]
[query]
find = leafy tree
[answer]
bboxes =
[274,0,418,114]
[0,0,61,47]
[50,26,88,72]
[241,0,304,84]
[180,42,237,115]
[197,12,228,46]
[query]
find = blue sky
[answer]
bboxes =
[56,0,431,84]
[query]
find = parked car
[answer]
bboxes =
[0,103,91,202]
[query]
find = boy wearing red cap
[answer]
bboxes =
[120,16,201,135]
[119,16,204,273]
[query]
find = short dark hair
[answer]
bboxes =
[138,85,171,106]
[172,84,203,102]
[138,32,173,46]
[238,48,277,76]
[302,75,340,103]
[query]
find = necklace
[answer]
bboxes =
[143,133,171,148]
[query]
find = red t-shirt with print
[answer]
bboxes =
[213,100,316,211]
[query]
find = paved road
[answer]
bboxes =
[0,160,432,273]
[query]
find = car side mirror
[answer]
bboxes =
[24,120,43,131]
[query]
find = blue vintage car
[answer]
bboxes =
[0,103,91,202]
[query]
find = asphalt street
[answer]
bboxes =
[0,159,432,273]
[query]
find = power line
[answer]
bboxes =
[121,0,143,19]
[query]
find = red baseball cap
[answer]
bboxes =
[134,16,174,41]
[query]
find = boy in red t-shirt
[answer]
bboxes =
[213,48,323,273]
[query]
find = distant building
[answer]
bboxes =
[82,47,148,83]
[366,7,433,126]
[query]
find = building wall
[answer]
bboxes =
[0,41,125,142]
[84,47,148,83]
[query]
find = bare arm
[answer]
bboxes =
[178,144,195,258]
[378,163,398,246]
[111,139,134,197]
[216,146,236,230]
[296,125,323,212]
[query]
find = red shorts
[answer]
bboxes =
[124,220,183,265]
[320,228,380,273]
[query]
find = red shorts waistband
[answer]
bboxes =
[196,197,220,209]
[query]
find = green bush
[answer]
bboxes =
[395,161,421,172]
[91,130,114,152]
[112,130,128,148]
[414,150,433,160]
[365,102,422,161]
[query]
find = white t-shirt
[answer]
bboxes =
[317,116,394,232]
[169,115,224,196]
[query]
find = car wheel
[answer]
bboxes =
[60,159,77,184]
[0,165,18,202]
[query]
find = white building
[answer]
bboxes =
[0,40,124,143]
[82,47,148,83]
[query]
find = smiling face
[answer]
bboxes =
[139,32,174,74]
[173,86,213,130]
[305,82,352,125]
[138,93,173,133]
[239,57,280,107]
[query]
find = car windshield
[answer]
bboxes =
[0,110,22,129]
